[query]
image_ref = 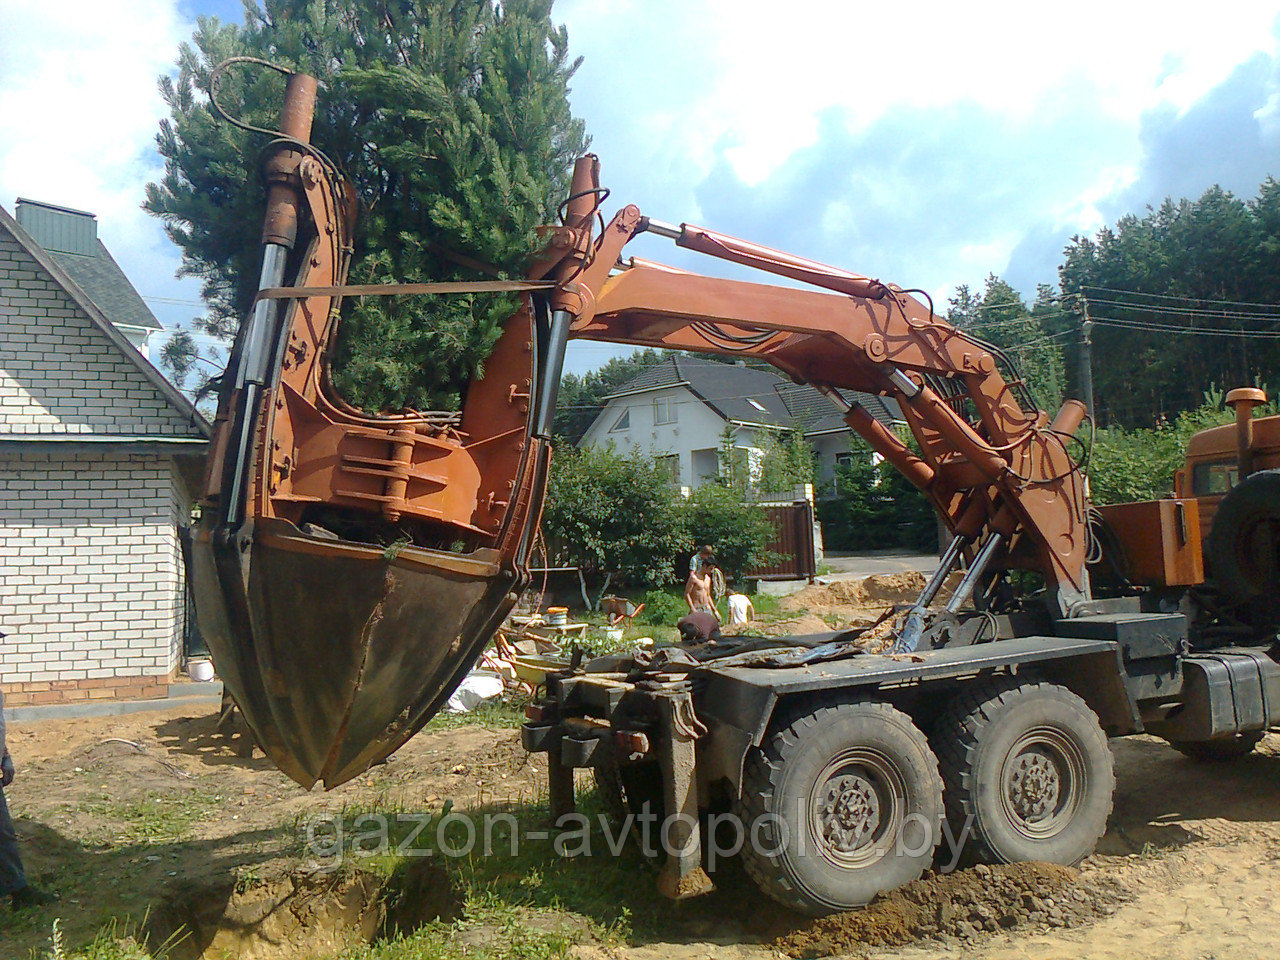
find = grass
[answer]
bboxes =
[424,698,528,732]
[16,585,819,960]
[43,784,650,960]
[76,792,221,844]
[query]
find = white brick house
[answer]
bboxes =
[579,357,902,490]
[0,203,209,706]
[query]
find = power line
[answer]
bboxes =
[1090,316,1280,339]
[1085,297,1280,324]
[1080,284,1280,311]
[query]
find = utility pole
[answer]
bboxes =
[1079,294,1095,421]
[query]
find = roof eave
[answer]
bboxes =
[601,379,690,401]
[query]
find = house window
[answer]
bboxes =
[655,454,681,483]
[653,397,677,425]
[834,452,855,468]
[610,409,630,432]
[746,398,767,413]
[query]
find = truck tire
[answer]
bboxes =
[1168,730,1264,762]
[933,681,1113,868]
[1206,468,1280,617]
[735,699,943,915]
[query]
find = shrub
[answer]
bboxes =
[541,445,686,588]
[638,588,686,626]
[683,484,776,579]
[1087,396,1235,504]
[818,442,937,552]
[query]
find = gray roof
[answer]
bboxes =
[15,199,161,333]
[46,240,162,332]
[605,357,901,434]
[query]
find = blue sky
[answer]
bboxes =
[3,1,1280,376]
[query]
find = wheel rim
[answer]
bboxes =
[810,748,906,868]
[999,726,1085,841]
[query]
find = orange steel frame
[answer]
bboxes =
[203,100,1093,619]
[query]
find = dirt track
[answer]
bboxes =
[1,699,1278,959]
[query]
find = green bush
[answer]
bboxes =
[542,444,779,590]
[1087,395,1235,504]
[683,484,776,579]
[541,445,687,588]
[638,589,686,626]
[818,442,937,552]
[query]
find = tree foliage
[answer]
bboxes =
[682,484,776,580]
[1056,180,1280,427]
[757,427,815,494]
[159,330,200,389]
[146,0,588,411]
[1086,390,1241,504]
[541,444,776,588]
[817,439,937,553]
[947,275,1065,414]
[541,444,687,588]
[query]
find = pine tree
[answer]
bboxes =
[948,275,1065,414]
[146,0,588,411]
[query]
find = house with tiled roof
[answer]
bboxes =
[0,201,209,706]
[578,356,901,490]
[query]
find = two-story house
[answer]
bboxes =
[0,201,209,706]
[578,356,901,489]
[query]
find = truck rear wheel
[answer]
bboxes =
[735,699,943,915]
[933,681,1113,867]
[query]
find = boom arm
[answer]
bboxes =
[531,157,1092,619]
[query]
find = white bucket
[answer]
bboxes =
[188,657,215,682]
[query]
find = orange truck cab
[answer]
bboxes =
[1176,388,1280,538]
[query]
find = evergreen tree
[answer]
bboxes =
[1059,181,1280,427]
[146,0,588,412]
[947,275,1066,413]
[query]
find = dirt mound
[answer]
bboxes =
[145,861,461,959]
[775,862,1128,956]
[781,572,929,615]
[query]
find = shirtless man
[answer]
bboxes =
[685,559,721,621]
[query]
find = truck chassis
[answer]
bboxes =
[523,604,1280,914]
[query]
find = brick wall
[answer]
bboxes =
[0,451,185,703]
[0,211,203,703]
[0,229,198,437]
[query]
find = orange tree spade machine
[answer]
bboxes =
[192,69,1280,914]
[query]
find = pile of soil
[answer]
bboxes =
[775,862,1128,957]
[781,571,961,617]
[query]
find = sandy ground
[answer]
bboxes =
[1,574,1278,959]
[0,703,1277,959]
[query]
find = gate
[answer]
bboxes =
[748,497,817,581]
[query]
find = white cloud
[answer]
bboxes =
[0,0,200,329]
[559,0,1280,233]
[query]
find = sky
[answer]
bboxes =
[2,1,1280,378]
